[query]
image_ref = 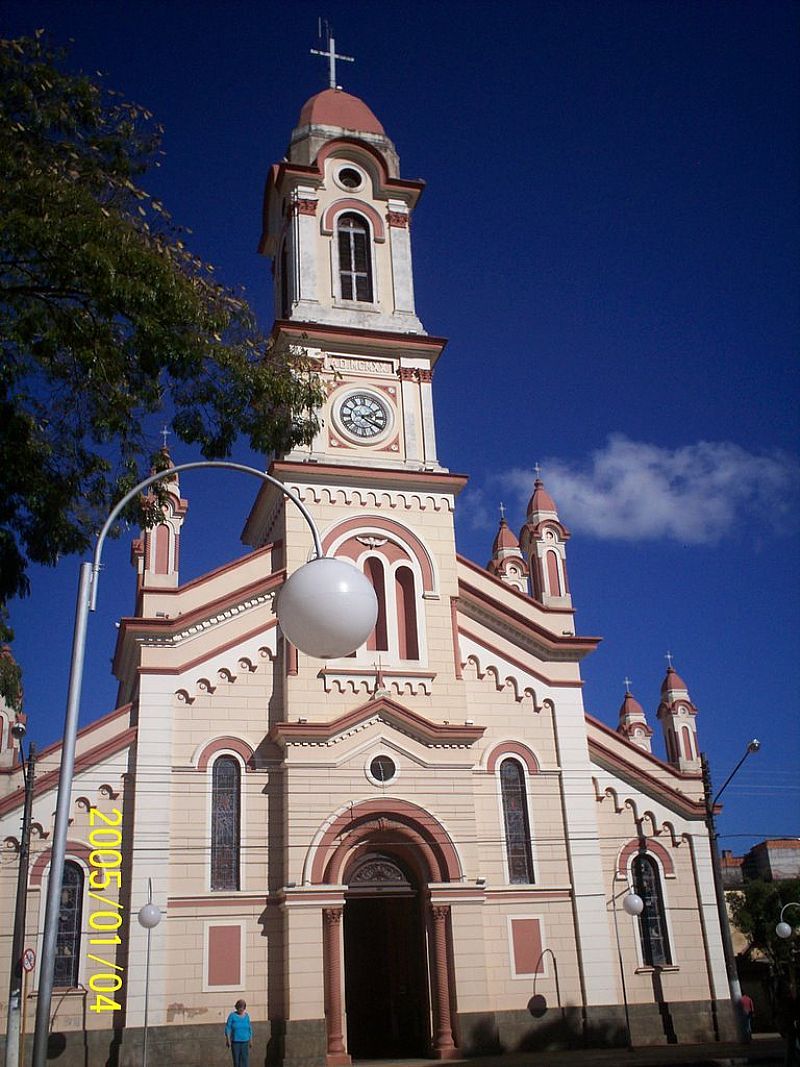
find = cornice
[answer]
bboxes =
[0,725,136,817]
[457,555,574,616]
[588,733,705,820]
[457,576,600,660]
[268,696,485,750]
[270,460,468,497]
[271,319,447,364]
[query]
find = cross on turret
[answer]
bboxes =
[310,26,354,90]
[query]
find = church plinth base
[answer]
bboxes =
[432,1046,461,1060]
[325,1055,351,1067]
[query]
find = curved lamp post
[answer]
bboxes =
[776,902,800,940]
[610,879,644,1048]
[137,880,163,1067]
[32,461,378,1067]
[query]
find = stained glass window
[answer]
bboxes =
[54,861,83,988]
[632,855,671,966]
[211,756,241,891]
[500,759,534,884]
[338,214,373,302]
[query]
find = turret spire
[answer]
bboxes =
[519,474,572,607]
[487,506,527,592]
[657,658,701,772]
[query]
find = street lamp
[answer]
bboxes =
[776,903,800,940]
[701,739,761,1035]
[31,461,379,1067]
[137,880,162,1067]
[610,874,644,1049]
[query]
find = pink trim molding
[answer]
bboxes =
[486,741,539,775]
[321,199,385,241]
[196,737,256,772]
[617,838,675,878]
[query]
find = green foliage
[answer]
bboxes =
[0,33,323,660]
[730,876,800,976]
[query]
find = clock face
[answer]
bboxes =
[337,391,391,440]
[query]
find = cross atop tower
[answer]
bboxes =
[499,502,506,521]
[665,650,674,669]
[533,462,542,479]
[310,24,355,90]
[623,676,632,693]
[160,424,172,450]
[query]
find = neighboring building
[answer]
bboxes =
[0,77,739,1066]
[722,840,800,889]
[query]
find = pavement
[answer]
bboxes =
[353,1034,788,1067]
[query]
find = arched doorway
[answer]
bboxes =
[343,853,429,1059]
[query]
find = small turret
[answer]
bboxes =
[617,680,653,754]
[657,658,701,772]
[131,447,189,595]
[487,507,527,592]
[519,474,572,607]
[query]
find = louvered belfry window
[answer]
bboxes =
[500,759,535,884]
[54,861,83,987]
[632,854,672,966]
[338,213,373,302]
[211,756,241,891]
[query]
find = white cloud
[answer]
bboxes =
[498,435,800,544]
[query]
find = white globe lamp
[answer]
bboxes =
[138,902,162,930]
[276,556,378,659]
[622,892,644,916]
[776,921,792,940]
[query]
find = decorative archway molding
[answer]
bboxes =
[617,837,676,878]
[308,797,461,886]
[485,739,540,775]
[31,840,91,887]
[322,515,438,595]
[194,735,256,771]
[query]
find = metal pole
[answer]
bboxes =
[143,931,151,1067]
[5,743,36,1067]
[31,463,327,1067]
[612,890,633,1049]
[31,562,93,1067]
[701,752,744,1036]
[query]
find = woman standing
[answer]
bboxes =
[224,999,253,1067]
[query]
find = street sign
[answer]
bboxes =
[22,948,35,972]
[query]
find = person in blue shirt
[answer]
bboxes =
[224,999,253,1067]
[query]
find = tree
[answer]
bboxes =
[0,33,323,661]
[730,876,800,979]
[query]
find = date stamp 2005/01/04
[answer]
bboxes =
[86,807,125,1013]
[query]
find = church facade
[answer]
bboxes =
[0,82,738,1066]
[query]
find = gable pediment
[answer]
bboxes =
[268,696,485,750]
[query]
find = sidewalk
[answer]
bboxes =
[353,1034,787,1067]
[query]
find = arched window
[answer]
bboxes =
[211,756,241,891]
[54,861,83,987]
[680,725,694,761]
[545,550,562,596]
[337,213,373,302]
[395,566,419,661]
[365,557,388,652]
[500,759,534,884]
[632,854,672,966]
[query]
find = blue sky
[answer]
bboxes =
[5,1,799,854]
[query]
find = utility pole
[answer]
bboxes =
[5,737,36,1067]
[701,740,760,1040]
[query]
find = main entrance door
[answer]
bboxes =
[343,854,429,1059]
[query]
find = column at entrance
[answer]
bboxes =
[323,907,351,1067]
[429,904,459,1059]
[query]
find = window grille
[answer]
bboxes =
[337,213,373,302]
[632,854,672,966]
[500,759,535,884]
[54,861,83,987]
[211,756,241,891]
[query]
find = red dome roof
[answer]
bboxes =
[619,690,645,719]
[491,517,521,555]
[661,666,688,693]
[298,89,385,135]
[527,479,557,516]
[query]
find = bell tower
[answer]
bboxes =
[244,67,467,697]
[255,85,444,477]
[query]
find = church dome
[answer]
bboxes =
[297,89,385,135]
[491,517,520,554]
[527,478,557,516]
[661,665,688,693]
